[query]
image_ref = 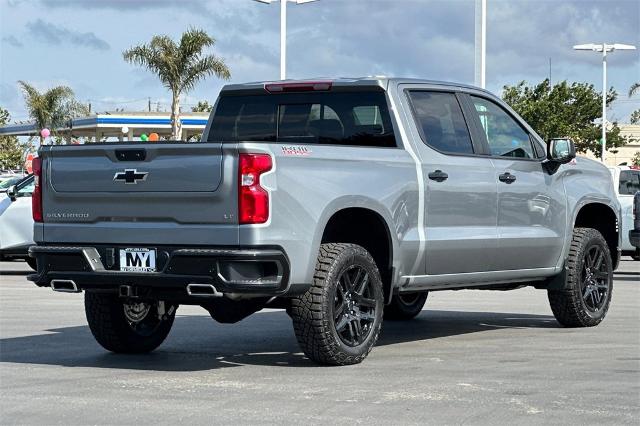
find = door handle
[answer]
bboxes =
[428,170,448,182]
[498,172,517,184]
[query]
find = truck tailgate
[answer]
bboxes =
[39,143,238,246]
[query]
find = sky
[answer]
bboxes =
[0,0,639,124]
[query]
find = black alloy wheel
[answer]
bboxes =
[333,264,378,347]
[580,245,610,313]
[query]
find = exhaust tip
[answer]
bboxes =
[50,279,80,293]
[186,283,222,298]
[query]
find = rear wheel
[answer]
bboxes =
[548,228,613,327]
[632,248,640,261]
[291,243,384,365]
[85,292,176,353]
[384,292,428,320]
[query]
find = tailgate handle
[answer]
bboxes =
[115,149,146,161]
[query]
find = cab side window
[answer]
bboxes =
[408,91,474,154]
[470,96,535,159]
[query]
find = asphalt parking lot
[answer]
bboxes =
[0,259,638,425]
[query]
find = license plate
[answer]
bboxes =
[119,248,156,272]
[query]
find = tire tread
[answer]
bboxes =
[291,243,382,365]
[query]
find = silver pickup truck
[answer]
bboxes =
[29,78,621,365]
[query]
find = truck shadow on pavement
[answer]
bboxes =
[0,269,32,276]
[0,309,559,371]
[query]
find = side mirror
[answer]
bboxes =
[547,138,576,164]
[6,185,17,202]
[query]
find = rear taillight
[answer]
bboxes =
[238,153,272,224]
[32,157,43,222]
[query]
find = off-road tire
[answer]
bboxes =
[548,228,613,327]
[85,292,175,353]
[25,257,37,271]
[291,243,384,365]
[384,292,428,320]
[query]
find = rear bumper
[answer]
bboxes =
[28,244,290,299]
[630,230,640,249]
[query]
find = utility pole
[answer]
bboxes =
[474,0,487,88]
[148,97,151,112]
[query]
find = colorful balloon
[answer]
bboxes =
[149,132,159,142]
[40,128,50,138]
[140,133,148,141]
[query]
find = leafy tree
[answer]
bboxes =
[123,28,230,140]
[186,100,215,141]
[629,82,640,97]
[17,81,88,145]
[502,79,630,157]
[632,152,640,167]
[0,107,24,170]
[191,100,213,113]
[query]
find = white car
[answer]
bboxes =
[609,166,640,260]
[0,174,36,269]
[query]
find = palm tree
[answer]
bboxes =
[123,28,231,140]
[630,82,640,97]
[18,81,86,144]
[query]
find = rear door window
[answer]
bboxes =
[208,91,396,147]
[619,170,640,195]
[407,91,474,154]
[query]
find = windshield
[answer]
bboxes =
[0,176,23,190]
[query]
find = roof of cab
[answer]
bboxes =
[219,76,494,96]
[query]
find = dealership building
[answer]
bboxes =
[0,112,210,142]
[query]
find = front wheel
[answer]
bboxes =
[291,243,384,365]
[548,228,613,327]
[85,292,176,353]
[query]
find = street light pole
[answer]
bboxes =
[601,46,607,162]
[253,0,319,80]
[474,0,486,89]
[280,0,287,80]
[573,43,636,163]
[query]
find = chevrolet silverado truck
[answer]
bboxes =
[29,78,621,365]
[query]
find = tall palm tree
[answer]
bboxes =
[630,82,640,97]
[18,81,86,144]
[123,28,231,140]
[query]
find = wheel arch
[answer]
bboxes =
[318,203,396,303]
[572,202,620,268]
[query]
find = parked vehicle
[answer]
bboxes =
[0,174,36,269]
[28,78,621,365]
[0,172,25,184]
[0,176,25,193]
[630,191,640,257]
[608,166,640,259]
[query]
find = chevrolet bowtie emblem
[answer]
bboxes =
[113,169,148,184]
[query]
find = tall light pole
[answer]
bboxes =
[474,0,486,88]
[573,43,636,162]
[253,0,319,80]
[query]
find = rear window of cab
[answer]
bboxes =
[207,91,397,148]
